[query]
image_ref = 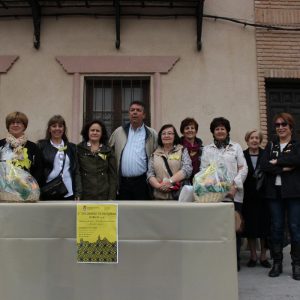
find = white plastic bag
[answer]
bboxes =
[0,162,40,202]
[178,185,194,202]
[193,157,233,202]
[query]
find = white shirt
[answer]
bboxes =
[121,124,147,177]
[275,143,288,186]
[47,140,73,197]
[200,141,248,203]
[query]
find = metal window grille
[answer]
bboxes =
[84,77,150,135]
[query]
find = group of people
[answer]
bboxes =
[0,112,116,201]
[0,103,299,281]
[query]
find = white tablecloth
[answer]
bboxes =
[0,201,238,300]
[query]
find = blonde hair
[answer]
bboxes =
[245,129,263,143]
[6,111,28,130]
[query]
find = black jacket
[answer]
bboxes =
[37,139,82,197]
[243,147,265,196]
[260,138,300,199]
[0,138,43,185]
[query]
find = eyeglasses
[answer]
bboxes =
[162,132,175,136]
[274,122,288,128]
[11,121,23,125]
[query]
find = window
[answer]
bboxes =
[84,77,150,135]
[266,79,300,140]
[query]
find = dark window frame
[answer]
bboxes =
[84,76,151,135]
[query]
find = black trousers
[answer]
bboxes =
[118,174,151,200]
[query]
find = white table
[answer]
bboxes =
[0,201,238,300]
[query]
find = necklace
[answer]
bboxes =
[87,141,102,153]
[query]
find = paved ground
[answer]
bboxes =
[238,245,300,299]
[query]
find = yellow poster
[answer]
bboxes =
[77,203,118,263]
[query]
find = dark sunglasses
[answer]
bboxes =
[274,122,288,128]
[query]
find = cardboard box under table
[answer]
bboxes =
[0,201,238,300]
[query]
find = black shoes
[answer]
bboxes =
[260,259,272,268]
[292,265,300,280]
[246,259,257,267]
[246,259,271,268]
[268,263,283,277]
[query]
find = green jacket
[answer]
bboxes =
[77,142,117,200]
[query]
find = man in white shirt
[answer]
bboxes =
[109,101,157,200]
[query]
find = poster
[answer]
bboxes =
[77,203,118,263]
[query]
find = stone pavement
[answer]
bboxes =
[238,245,300,299]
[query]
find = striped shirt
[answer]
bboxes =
[121,124,147,177]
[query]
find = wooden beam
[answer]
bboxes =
[196,0,204,51]
[28,0,41,49]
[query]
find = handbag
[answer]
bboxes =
[253,142,273,192]
[235,211,244,233]
[161,156,188,200]
[41,154,68,200]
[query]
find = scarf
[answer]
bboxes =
[182,138,202,178]
[213,135,230,149]
[6,133,28,158]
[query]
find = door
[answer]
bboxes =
[266,80,300,141]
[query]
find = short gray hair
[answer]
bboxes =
[244,129,263,143]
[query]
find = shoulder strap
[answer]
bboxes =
[162,156,173,177]
[268,141,273,156]
[59,151,67,176]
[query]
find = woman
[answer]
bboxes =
[200,117,248,271]
[180,117,203,182]
[261,112,300,280]
[147,124,192,200]
[77,120,117,200]
[37,115,81,200]
[242,130,271,268]
[0,111,42,183]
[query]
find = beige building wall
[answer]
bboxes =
[0,0,258,147]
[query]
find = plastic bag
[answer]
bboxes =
[0,162,40,202]
[193,159,233,198]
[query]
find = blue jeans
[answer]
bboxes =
[269,188,300,244]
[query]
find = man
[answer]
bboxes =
[109,101,157,200]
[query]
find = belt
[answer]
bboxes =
[121,173,146,181]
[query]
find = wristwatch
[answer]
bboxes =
[169,178,174,185]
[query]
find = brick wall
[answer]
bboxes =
[255,0,300,137]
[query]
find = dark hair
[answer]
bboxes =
[45,115,68,142]
[210,117,231,134]
[129,101,145,111]
[81,119,108,145]
[157,124,180,147]
[180,117,199,134]
[273,112,295,129]
[6,111,28,130]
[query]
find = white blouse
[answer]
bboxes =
[47,140,73,198]
[200,141,248,203]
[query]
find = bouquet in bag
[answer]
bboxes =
[0,162,40,202]
[193,159,232,203]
